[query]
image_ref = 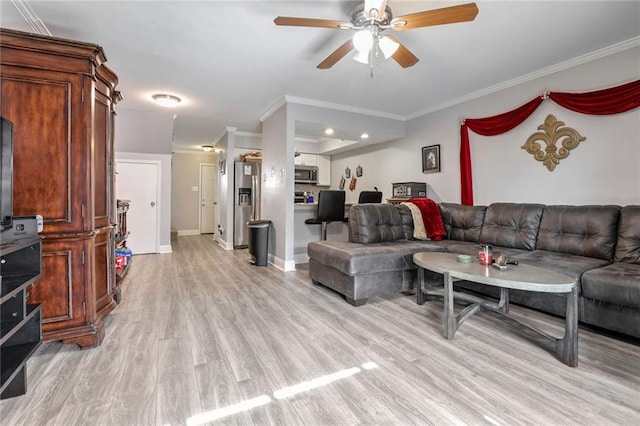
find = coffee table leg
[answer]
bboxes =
[417,267,426,305]
[443,272,456,339]
[558,287,579,367]
[498,288,510,314]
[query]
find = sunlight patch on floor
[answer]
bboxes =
[186,362,379,425]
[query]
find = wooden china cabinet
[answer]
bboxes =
[0,28,122,347]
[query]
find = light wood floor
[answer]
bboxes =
[2,235,639,425]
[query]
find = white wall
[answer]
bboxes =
[115,108,174,252]
[332,46,640,206]
[171,152,216,233]
[215,132,233,249]
[262,103,296,271]
[116,108,174,154]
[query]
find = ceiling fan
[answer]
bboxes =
[274,1,478,72]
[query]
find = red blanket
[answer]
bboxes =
[408,198,446,241]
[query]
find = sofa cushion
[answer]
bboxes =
[308,240,444,275]
[536,205,620,261]
[349,204,410,244]
[446,243,531,259]
[513,250,611,283]
[581,262,640,309]
[439,203,486,242]
[479,203,544,250]
[615,206,640,264]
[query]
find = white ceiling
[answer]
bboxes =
[1,1,639,153]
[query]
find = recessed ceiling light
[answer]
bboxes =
[201,145,214,152]
[360,133,369,139]
[324,128,334,136]
[152,93,181,107]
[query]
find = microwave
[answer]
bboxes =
[294,165,318,184]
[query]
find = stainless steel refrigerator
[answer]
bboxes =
[234,161,261,248]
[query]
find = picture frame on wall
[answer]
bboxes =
[422,145,441,173]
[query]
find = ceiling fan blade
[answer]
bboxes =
[386,35,419,68]
[364,0,388,18]
[391,3,478,31]
[317,39,354,69]
[274,16,350,29]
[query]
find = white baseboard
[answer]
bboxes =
[294,253,310,265]
[159,244,172,254]
[177,229,200,236]
[269,254,297,272]
[217,238,234,250]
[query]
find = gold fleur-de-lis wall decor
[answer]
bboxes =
[521,114,586,171]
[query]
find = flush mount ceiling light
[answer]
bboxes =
[152,93,181,107]
[201,145,214,152]
[324,128,335,136]
[360,133,369,139]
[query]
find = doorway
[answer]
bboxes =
[115,160,160,254]
[200,163,217,234]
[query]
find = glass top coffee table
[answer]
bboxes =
[413,252,579,367]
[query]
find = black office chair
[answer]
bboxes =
[305,190,346,240]
[358,191,383,204]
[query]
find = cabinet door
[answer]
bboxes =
[295,153,317,166]
[30,238,90,334]
[1,68,89,234]
[316,155,331,186]
[93,82,113,230]
[94,226,115,316]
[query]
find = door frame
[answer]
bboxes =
[115,159,161,254]
[199,163,217,235]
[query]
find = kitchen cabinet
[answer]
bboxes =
[295,153,317,166]
[0,28,120,347]
[316,155,331,186]
[294,153,331,186]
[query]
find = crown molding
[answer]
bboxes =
[260,96,287,122]
[283,95,406,121]
[407,37,640,121]
[172,149,216,155]
[235,131,262,138]
[260,95,406,123]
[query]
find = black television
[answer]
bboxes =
[1,117,14,231]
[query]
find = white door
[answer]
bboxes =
[115,161,159,254]
[200,164,216,234]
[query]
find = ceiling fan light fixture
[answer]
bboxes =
[353,50,370,64]
[152,93,182,107]
[352,29,373,53]
[379,35,399,58]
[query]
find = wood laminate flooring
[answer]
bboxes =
[1,235,639,425]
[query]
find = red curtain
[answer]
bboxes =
[549,79,640,115]
[460,79,640,205]
[460,97,543,205]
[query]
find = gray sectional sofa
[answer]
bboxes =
[307,202,640,339]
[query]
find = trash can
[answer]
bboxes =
[248,220,271,266]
